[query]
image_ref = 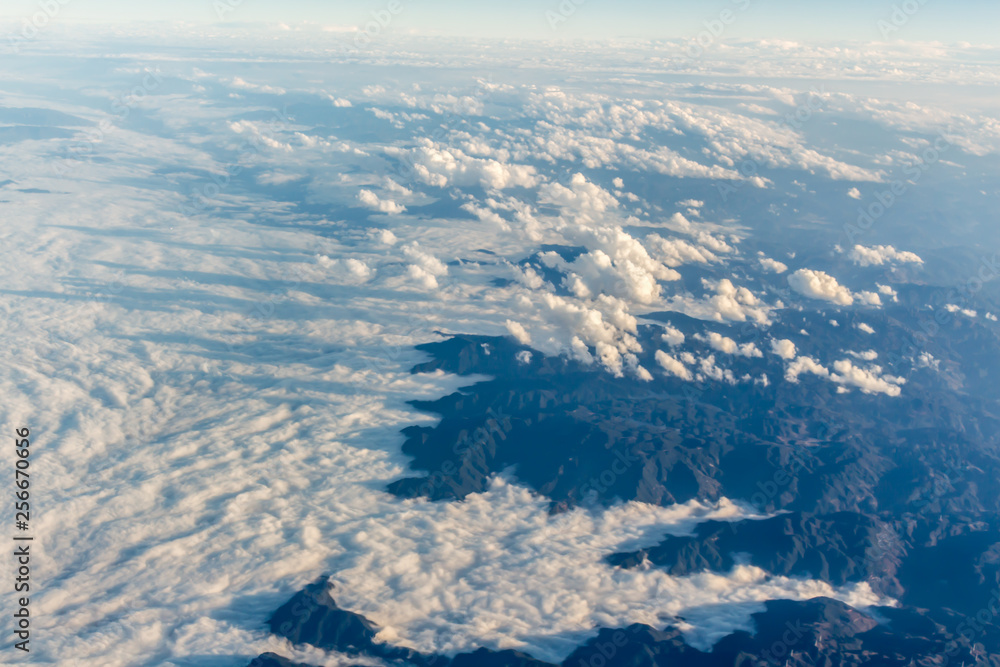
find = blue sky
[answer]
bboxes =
[1,0,997,43]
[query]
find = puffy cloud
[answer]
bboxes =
[315,255,375,283]
[830,360,905,396]
[697,355,736,385]
[848,245,923,267]
[407,265,441,289]
[525,124,741,182]
[856,322,876,334]
[402,243,448,289]
[847,350,878,361]
[787,269,854,306]
[530,293,641,376]
[357,189,406,214]
[944,304,977,317]
[661,325,685,347]
[700,279,773,325]
[539,173,618,218]
[784,354,903,396]
[785,356,830,383]
[462,202,510,231]
[515,350,533,364]
[877,284,898,302]
[655,350,693,380]
[855,291,882,307]
[758,256,788,274]
[549,226,682,305]
[369,229,398,246]
[646,234,722,267]
[389,140,539,190]
[625,354,654,382]
[227,119,293,151]
[847,187,862,199]
[698,332,763,358]
[511,264,548,290]
[770,338,797,360]
[229,76,285,95]
[916,352,939,369]
[506,320,531,345]
[569,336,595,364]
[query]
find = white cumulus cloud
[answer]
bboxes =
[787,269,854,306]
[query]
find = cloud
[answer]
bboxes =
[758,256,788,274]
[402,243,448,289]
[847,187,862,199]
[530,293,641,376]
[877,284,898,302]
[389,140,539,190]
[916,352,939,370]
[785,356,830,382]
[855,291,882,307]
[18,47,931,667]
[256,171,306,185]
[358,189,406,214]
[848,244,923,267]
[697,355,737,385]
[505,320,531,345]
[944,304,977,317]
[829,360,905,396]
[697,332,762,358]
[369,229,398,246]
[547,227,681,305]
[661,325,685,347]
[787,269,854,306]
[229,76,286,95]
[856,322,876,334]
[671,279,774,326]
[315,255,374,283]
[655,350,693,380]
[770,338,797,360]
[539,172,618,218]
[646,234,724,268]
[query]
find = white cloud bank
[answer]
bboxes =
[787,269,855,306]
[848,244,923,267]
